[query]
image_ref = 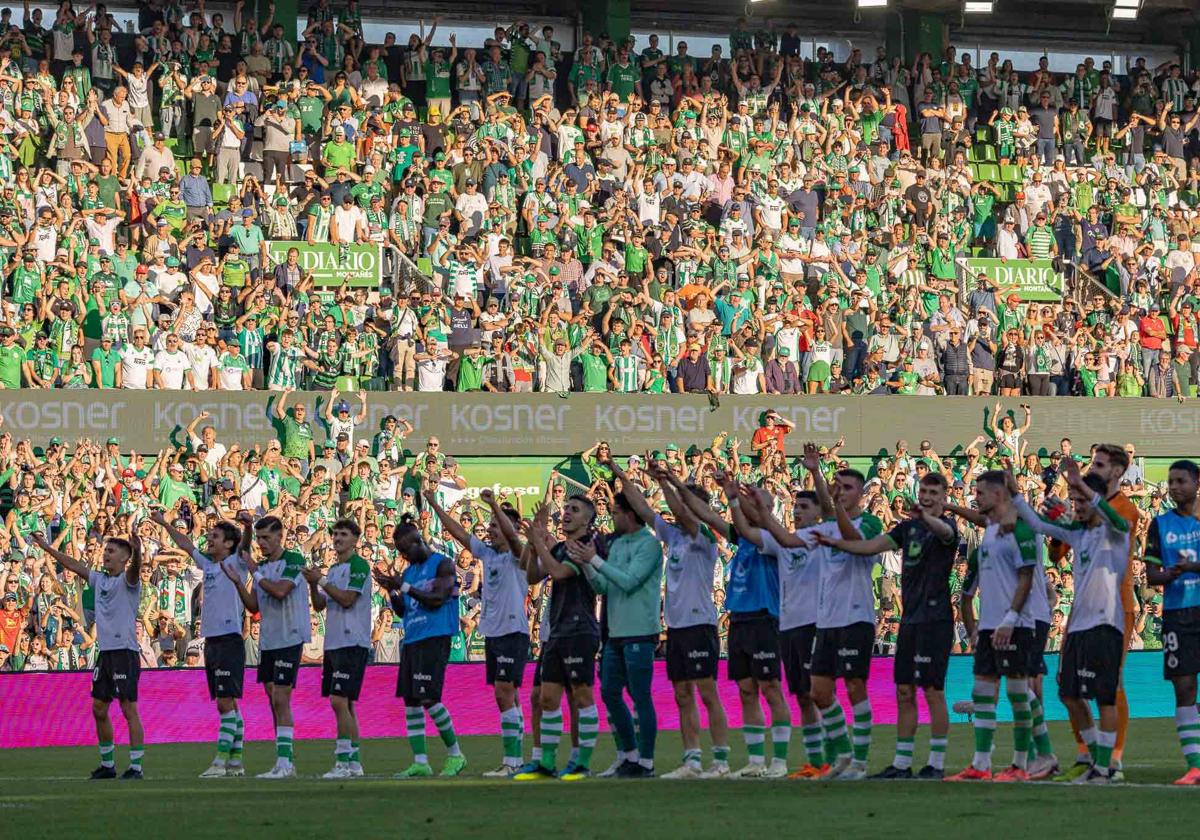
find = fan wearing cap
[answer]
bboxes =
[34,526,147,779]
[151,509,250,777]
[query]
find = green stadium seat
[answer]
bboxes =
[976,163,1001,183]
[999,164,1022,183]
[211,183,233,205]
[968,162,980,180]
[417,257,433,275]
[975,125,993,144]
[969,144,997,163]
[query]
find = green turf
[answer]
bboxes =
[3,720,1197,839]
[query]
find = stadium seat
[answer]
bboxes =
[975,125,992,144]
[976,163,1001,183]
[999,164,1022,183]
[969,144,997,163]
[211,182,233,205]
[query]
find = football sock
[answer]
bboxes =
[1080,726,1098,764]
[893,736,914,770]
[1175,705,1200,769]
[771,720,791,763]
[540,710,563,771]
[129,745,144,772]
[405,706,428,764]
[1095,729,1116,774]
[818,701,852,760]
[335,738,352,764]
[98,740,115,769]
[501,706,523,766]
[231,709,244,763]
[217,710,237,760]
[711,744,730,765]
[1029,693,1053,756]
[577,705,599,770]
[350,740,361,764]
[928,736,948,770]
[682,748,702,768]
[743,724,766,764]
[1007,679,1031,770]
[802,723,825,766]
[428,703,462,757]
[276,726,294,761]
[972,679,998,771]
[851,699,872,764]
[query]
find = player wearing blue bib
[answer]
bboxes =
[1144,459,1200,786]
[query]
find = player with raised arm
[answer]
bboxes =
[819,470,958,779]
[153,511,250,778]
[1054,443,1139,781]
[35,527,146,780]
[425,488,530,778]
[1142,459,1200,785]
[643,463,732,779]
[736,481,830,779]
[796,450,883,781]
[676,470,790,779]
[302,518,372,779]
[221,515,311,778]
[514,495,604,781]
[375,512,467,779]
[1010,457,1129,784]
[944,471,1049,782]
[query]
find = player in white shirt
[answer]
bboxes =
[425,489,531,777]
[946,471,1053,782]
[152,511,251,778]
[35,528,147,780]
[624,467,731,779]
[303,519,374,780]
[742,486,829,779]
[222,516,313,779]
[1011,460,1129,784]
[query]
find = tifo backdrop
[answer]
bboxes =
[4,393,1200,457]
[0,654,1171,749]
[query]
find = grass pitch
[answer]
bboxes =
[4,720,1197,839]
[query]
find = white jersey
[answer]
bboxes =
[760,527,823,631]
[193,549,248,639]
[1013,495,1128,634]
[470,537,529,638]
[89,570,141,652]
[655,515,718,629]
[967,520,1047,631]
[322,554,372,651]
[329,416,357,448]
[813,514,883,629]
[119,345,155,389]
[255,550,313,650]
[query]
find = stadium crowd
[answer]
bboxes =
[0,5,1198,397]
[0,404,1168,674]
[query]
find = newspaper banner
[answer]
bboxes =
[966,257,1063,301]
[265,241,382,288]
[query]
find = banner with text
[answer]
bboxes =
[4,393,1200,458]
[966,257,1063,301]
[265,241,382,287]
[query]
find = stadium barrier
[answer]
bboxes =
[3,392,1200,457]
[0,653,1170,748]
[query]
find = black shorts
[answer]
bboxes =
[894,621,954,689]
[666,624,720,682]
[539,634,599,688]
[727,613,781,683]
[1031,620,1050,676]
[397,635,452,704]
[997,372,1022,390]
[204,633,246,699]
[257,644,303,688]
[974,627,1038,678]
[811,622,874,681]
[321,646,369,700]
[93,650,140,702]
[1093,117,1112,136]
[1163,606,1200,678]
[780,624,817,697]
[485,633,529,686]
[1058,625,1123,706]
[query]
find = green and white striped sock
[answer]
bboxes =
[577,704,599,770]
[1029,693,1054,757]
[928,736,948,770]
[429,703,461,757]
[743,724,766,764]
[350,740,361,764]
[501,706,523,765]
[406,706,428,764]
[129,745,144,772]
[682,748,702,768]
[230,709,245,763]
[539,710,563,771]
[972,680,998,771]
[1008,680,1032,770]
[802,724,825,766]
[335,738,352,763]
[711,744,730,765]
[276,726,294,761]
[893,736,915,770]
[1095,729,1116,774]
[771,722,791,762]
[851,700,872,764]
[217,711,237,760]
[1176,705,1200,769]
[98,740,115,769]
[818,701,852,760]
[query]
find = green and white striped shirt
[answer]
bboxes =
[268,345,304,388]
[613,354,641,392]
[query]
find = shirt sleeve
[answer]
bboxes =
[1012,519,1039,569]
[347,556,371,593]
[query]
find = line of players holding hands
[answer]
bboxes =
[34,441,1200,786]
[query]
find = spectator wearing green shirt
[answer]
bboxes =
[273,389,317,472]
[230,210,267,272]
[90,335,120,388]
